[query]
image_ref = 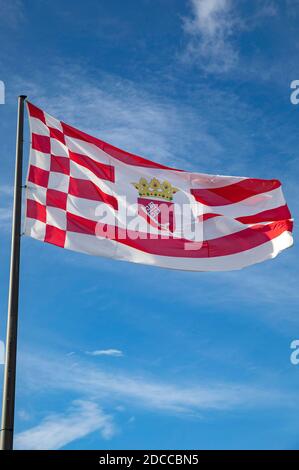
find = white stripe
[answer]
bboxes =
[201,187,286,218]
[61,133,247,189]
[63,134,247,189]
[61,229,293,271]
[202,215,252,241]
[190,173,245,189]
[69,160,115,197]
[114,231,293,271]
[65,136,112,165]
[66,195,116,221]
[65,231,117,258]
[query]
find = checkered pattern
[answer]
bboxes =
[26,102,117,248]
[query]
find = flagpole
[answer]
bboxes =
[0,95,27,451]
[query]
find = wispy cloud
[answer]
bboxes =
[86,349,124,357]
[15,400,116,450]
[21,350,292,415]
[183,0,238,73]
[182,0,279,74]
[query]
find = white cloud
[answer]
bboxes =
[21,351,290,416]
[182,0,279,74]
[86,349,124,357]
[186,0,232,36]
[15,400,116,450]
[183,0,238,73]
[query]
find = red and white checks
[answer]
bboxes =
[25,101,293,271]
[26,102,118,251]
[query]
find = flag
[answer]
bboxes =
[24,101,293,271]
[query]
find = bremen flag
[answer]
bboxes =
[24,102,293,271]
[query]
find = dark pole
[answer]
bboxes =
[0,95,27,450]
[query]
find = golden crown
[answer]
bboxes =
[132,177,179,201]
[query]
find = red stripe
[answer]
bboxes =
[61,122,181,171]
[69,150,115,182]
[114,220,292,258]
[32,134,51,154]
[199,206,292,224]
[26,199,46,223]
[191,179,281,206]
[28,165,49,188]
[67,212,97,235]
[236,205,291,224]
[68,177,118,210]
[65,210,292,258]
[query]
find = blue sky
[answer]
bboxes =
[0,0,299,450]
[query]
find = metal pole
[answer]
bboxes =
[0,95,27,450]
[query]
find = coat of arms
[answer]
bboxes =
[132,177,179,233]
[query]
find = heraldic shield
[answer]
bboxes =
[132,177,179,233]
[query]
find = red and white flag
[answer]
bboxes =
[25,102,293,271]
